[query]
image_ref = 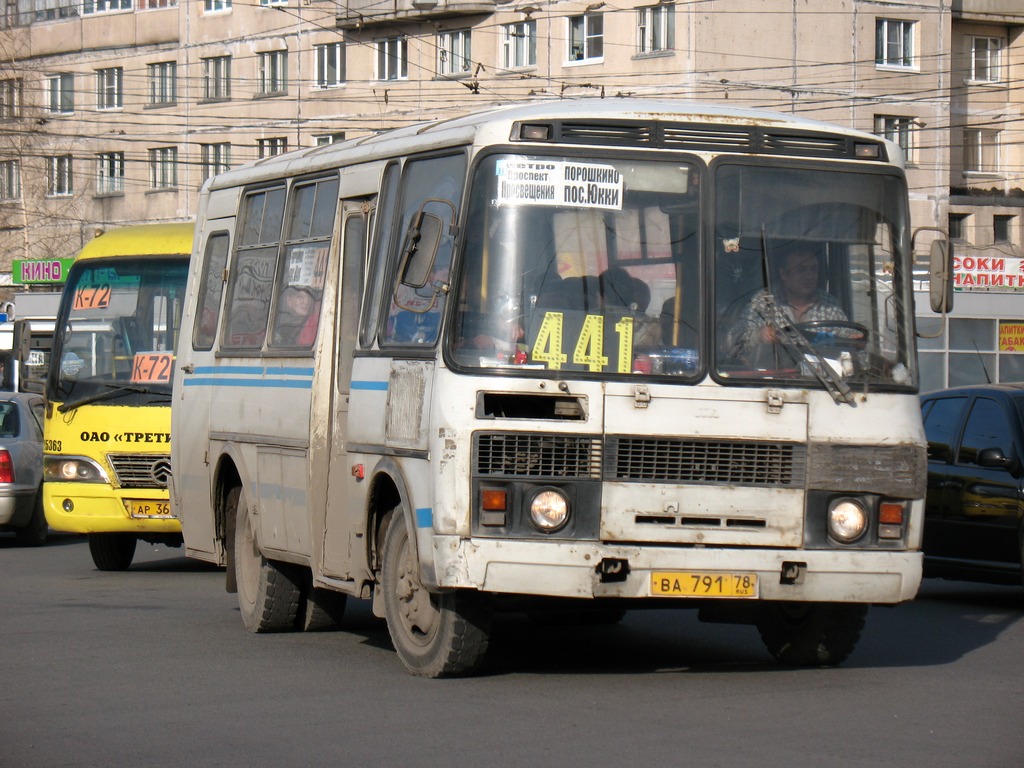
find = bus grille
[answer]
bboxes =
[607,437,806,487]
[474,433,602,479]
[107,454,172,489]
[474,433,805,488]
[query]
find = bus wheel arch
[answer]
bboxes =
[213,454,242,593]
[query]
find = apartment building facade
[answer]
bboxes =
[0,0,1020,389]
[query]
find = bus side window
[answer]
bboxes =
[223,186,286,351]
[382,153,466,347]
[193,232,230,351]
[360,162,400,349]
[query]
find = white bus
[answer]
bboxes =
[172,99,948,677]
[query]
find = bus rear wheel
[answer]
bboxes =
[756,601,867,666]
[88,533,136,571]
[381,512,491,678]
[231,487,300,633]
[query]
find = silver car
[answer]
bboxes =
[0,392,46,546]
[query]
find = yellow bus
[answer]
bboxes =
[43,223,193,570]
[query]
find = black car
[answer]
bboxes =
[920,383,1024,586]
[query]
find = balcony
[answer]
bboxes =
[336,0,501,29]
[952,1,1024,23]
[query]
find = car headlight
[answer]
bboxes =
[43,456,109,484]
[529,489,569,532]
[828,499,867,543]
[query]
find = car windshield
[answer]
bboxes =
[49,256,190,408]
[449,152,915,393]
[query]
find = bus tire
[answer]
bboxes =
[15,491,48,547]
[297,570,348,632]
[381,511,491,677]
[231,487,300,633]
[88,533,137,571]
[756,601,867,667]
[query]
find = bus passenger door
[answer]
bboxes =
[323,201,371,579]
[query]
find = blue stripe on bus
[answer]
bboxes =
[183,366,315,389]
[415,508,432,528]
[350,380,389,391]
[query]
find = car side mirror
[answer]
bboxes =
[976,446,1021,476]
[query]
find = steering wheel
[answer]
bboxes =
[792,320,869,350]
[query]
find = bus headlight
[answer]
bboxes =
[828,499,867,543]
[529,489,569,532]
[43,456,109,484]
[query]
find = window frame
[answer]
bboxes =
[201,56,231,101]
[501,20,537,69]
[567,12,604,63]
[46,73,75,114]
[874,115,915,164]
[375,36,408,81]
[46,154,73,197]
[257,137,288,159]
[875,18,915,69]
[200,142,231,181]
[636,3,674,55]
[203,0,231,11]
[148,146,178,189]
[96,151,125,194]
[0,78,21,119]
[968,36,1003,83]
[95,67,123,111]
[437,28,472,77]
[257,50,288,97]
[314,42,345,89]
[82,0,131,14]
[0,159,21,201]
[963,127,1000,175]
[147,61,177,106]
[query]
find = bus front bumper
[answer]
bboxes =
[43,483,181,535]
[432,537,922,605]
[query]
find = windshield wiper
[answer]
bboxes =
[58,383,171,413]
[758,226,853,406]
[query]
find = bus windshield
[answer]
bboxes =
[450,152,914,391]
[50,257,190,408]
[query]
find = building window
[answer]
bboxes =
[637,4,674,54]
[148,147,177,189]
[257,137,287,158]
[375,37,408,81]
[437,29,471,76]
[258,0,286,5]
[200,143,230,181]
[33,2,81,21]
[993,215,1014,244]
[138,0,176,8]
[501,21,536,69]
[964,127,999,174]
[202,56,231,101]
[0,159,20,200]
[82,0,131,14]
[969,37,1002,83]
[568,13,603,62]
[0,79,20,119]
[874,115,914,163]
[204,0,230,10]
[148,61,177,106]
[314,132,345,146]
[96,151,125,194]
[46,73,74,114]
[257,50,288,96]
[948,213,968,241]
[46,155,73,196]
[314,43,345,89]
[95,67,123,110]
[875,18,914,68]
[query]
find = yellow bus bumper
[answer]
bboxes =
[43,483,181,535]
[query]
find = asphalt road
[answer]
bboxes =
[2,532,1022,768]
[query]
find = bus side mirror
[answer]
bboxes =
[398,210,443,289]
[928,238,953,314]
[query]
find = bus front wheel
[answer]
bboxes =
[88,533,136,571]
[381,512,491,678]
[231,487,300,633]
[756,601,867,666]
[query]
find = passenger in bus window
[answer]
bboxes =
[456,295,527,364]
[726,245,847,365]
[276,286,320,346]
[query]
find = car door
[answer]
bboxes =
[920,395,968,559]
[943,395,1023,568]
